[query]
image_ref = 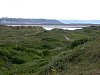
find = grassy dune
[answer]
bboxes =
[0,25,100,75]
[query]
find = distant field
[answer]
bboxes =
[7,24,91,30]
[7,24,90,27]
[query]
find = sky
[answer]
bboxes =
[0,0,100,20]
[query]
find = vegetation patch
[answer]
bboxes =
[0,25,100,75]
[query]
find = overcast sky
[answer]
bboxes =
[0,0,100,20]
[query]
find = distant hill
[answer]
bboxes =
[59,20,100,24]
[0,18,63,25]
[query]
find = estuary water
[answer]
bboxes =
[7,25,89,30]
[43,27,82,30]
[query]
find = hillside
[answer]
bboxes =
[0,25,100,75]
[0,18,63,25]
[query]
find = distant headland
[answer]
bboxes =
[0,17,63,25]
[0,17,100,25]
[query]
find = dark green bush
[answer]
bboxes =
[42,50,49,56]
[70,38,88,48]
[13,46,27,51]
[11,56,25,64]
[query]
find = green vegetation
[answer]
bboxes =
[0,25,100,75]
